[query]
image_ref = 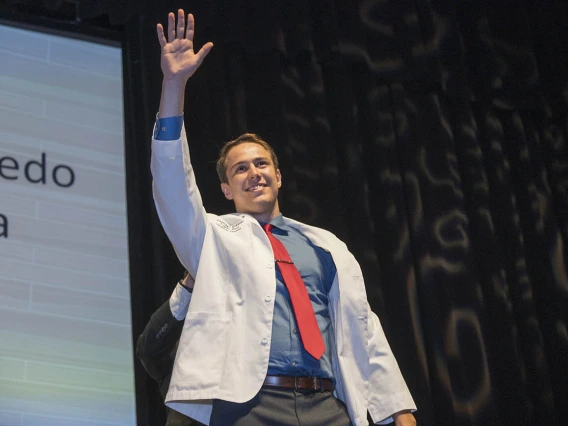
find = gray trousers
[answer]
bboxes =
[209,387,353,426]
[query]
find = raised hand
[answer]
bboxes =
[156,9,213,84]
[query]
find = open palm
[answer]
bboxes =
[157,10,213,82]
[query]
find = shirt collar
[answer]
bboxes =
[259,214,287,233]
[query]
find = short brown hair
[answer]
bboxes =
[216,133,279,183]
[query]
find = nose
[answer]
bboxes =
[248,165,260,180]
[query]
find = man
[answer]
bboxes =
[151,9,417,426]
[136,273,203,426]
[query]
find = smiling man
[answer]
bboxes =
[151,9,417,426]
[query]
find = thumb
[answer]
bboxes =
[195,42,214,63]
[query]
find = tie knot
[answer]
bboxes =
[262,223,273,234]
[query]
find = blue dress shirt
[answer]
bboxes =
[261,214,336,380]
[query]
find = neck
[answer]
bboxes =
[240,204,280,224]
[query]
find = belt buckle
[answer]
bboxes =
[311,377,324,392]
[293,376,324,392]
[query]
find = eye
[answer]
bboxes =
[236,165,247,172]
[256,160,268,167]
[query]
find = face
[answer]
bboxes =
[220,142,282,222]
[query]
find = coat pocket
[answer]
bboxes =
[175,312,233,390]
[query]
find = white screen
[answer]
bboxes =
[0,24,135,426]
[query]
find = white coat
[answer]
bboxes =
[151,127,416,425]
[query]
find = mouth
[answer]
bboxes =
[246,184,267,192]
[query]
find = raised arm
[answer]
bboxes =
[151,10,213,277]
[157,10,213,117]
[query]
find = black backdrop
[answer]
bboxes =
[3,1,568,425]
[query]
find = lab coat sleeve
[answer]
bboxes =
[367,306,417,424]
[150,123,208,278]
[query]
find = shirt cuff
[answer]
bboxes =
[168,281,192,320]
[154,113,183,140]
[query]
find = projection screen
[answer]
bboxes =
[0,23,135,426]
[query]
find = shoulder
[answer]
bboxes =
[282,217,346,248]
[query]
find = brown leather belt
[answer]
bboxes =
[263,375,334,392]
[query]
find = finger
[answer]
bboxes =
[185,13,195,44]
[167,12,175,42]
[195,42,214,64]
[156,23,167,48]
[176,9,185,39]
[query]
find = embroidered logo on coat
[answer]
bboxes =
[215,219,243,232]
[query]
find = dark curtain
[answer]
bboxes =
[123,2,568,424]
[6,0,567,425]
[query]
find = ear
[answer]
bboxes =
[276,169,282,188]
[221,183,233,200]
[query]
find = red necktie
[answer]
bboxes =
[262,223,325,360]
